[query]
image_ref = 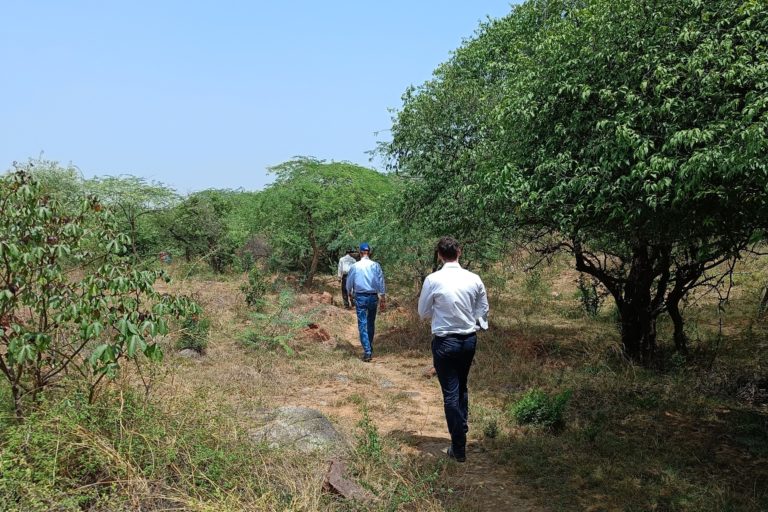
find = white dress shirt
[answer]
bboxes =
[418,261,489,335]
[338,254,356,278]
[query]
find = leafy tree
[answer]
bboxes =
[386,0,768,362]
[86,175,178,260]
[382,5,545,266]
[161,190,237,272]
[261,158,393,286]
[25,158,86,211]
[0,167,197,418]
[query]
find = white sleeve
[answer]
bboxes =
[474,277,490,328]
[417,277,433,319]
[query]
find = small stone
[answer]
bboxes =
[380,379,395,389]
[178,348,202,359]
[324,458,377,503]
[335,374,350,384]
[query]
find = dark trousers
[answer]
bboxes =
[341,274,350,307]
[432,332,477,458]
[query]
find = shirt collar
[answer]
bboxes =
[442,261,461,269]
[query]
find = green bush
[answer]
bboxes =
[240,290,299,356]
[577,273,604,317]
[509,388,572,430]
[177,315,210,353]
[523,269,549,306]
[241,266,269,310]
[355,406,383,463]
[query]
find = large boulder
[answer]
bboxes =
[248,406,346,453]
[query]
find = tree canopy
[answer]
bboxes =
[385,0,768,362]
[260,158,393,286]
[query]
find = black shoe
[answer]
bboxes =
[362,354,372,362]
[443,446,466,462]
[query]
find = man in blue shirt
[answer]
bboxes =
[346,242,386,362]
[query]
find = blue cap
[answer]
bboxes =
[359,242,370,251]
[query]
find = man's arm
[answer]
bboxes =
[417,277,433,319]
[338,259,343,279]
[474,278,490,328]
[346,267,355,295]
[375,263,386,295]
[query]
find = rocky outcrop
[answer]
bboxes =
[248,406,346,453]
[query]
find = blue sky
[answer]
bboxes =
[1,1,515,193]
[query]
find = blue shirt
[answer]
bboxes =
[346,257,386,296]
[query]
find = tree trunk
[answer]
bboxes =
[303,207,318,288]
[621,246,659,363]
[306,235,319,288]
[11,382,23,420]
[667,292,688,354]
[619,302,658,364]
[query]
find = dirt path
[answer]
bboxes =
[297,305,546,511]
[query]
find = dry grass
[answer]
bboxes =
[3,257,768,511]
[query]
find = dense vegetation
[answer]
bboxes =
[2,0,767,509]
[385,0,768,363]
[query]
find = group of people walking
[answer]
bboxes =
[338,237,489,462]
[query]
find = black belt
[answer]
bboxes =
[435,332,476,340]
[356,292,378,295]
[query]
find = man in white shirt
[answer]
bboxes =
[418,236,489,462]
[337,248,357,309]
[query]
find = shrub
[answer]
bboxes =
[177,314,210,353]
[523,269,549,306]
[577,273,604,317]
[240,290,299,356]
[241,266,269,310]
[0,168,198,418]
[509,388,572,430]
[355,406,383,463]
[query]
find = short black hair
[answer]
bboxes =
[437,236,460,261]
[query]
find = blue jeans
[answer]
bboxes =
[354,293,378,356]
[432,332,477,459]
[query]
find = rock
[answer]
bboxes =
[248,406,346,453]
[379,379,395,389]
[178,349,202,359]
[335,374,350,384]
[324,458,377,504]
[300,323,332,343]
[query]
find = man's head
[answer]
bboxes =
[359,242,370,257]
[436,236,461,262]
[346,248,354,255]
